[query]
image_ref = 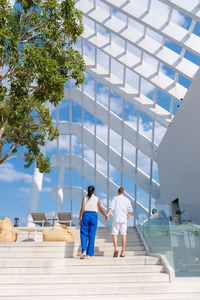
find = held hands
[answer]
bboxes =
[105,214,109,221]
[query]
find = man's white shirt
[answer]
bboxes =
[109,195,133,223]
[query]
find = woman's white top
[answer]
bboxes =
[84,195,98,212]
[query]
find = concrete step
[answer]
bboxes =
[17,235,140,241]
[0,250,146,258]
[0,241,143,248]
[0,245,145,253]
[17,227,137,235]
[2,226,176,299]
[0,273,169,284]
[64,256,160,265]
[17,232,140,237]
[16,235,142,241]
[16,239,142,245]
[1,237,142,245]
[0,265,163,275]
[0,294,199,300]
[74,250,146,257]
[0,282,200,296]
[0,256,161,267]
[95,232,139,237]
[16,235,141,242]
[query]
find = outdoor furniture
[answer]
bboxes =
[47,218,58,226]
[57,212,73,227]
[0,217,17,242]
[14,217,19,227]
[31,213,52,227]
[17,227,45,242]
[43,225,74,242]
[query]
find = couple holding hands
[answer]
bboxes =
[79,186,133,259]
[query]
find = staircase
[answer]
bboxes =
[0,226,199,299]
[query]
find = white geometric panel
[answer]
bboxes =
[29,0,200,225]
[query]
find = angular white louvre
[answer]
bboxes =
[28,0,200,225]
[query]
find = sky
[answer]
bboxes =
[1,0,200,226]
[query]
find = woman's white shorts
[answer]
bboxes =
[112,222,127,235]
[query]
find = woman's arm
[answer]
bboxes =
[97,199,108,220]
[79,198,85,226]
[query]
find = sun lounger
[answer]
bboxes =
[57,212,73,227]
[31,213,52,227]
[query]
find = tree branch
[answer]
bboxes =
[0,132,25,164]
[0,114,10,140]
[0,67,37,82]
[21,40,49,45]
[21,30,48,44]
[20,23,46,41]
[2,154,25,163]
[29,86,40,93]
[0,142,2,160]
[22,7,36,35]
[19,11,24,30]
[0,69,12,82]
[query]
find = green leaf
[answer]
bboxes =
[0,0,85,173]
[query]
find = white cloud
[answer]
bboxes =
[100,197,108,209]
[123,139,136,164]
[125,115,166,146]
[99,191,107,198]
[154,122,167,146]
[0,163,32,183]
[82,139,116,178]
[42,187,51,193]
[149,0,186,27]
[43,176,52,183]
[84,80,123,117]
[171,9,187,27]
[19,187,31,195]
[96,154,108,175]
[45,210,56,218]
[72,136,82,155]
[82,112,165,181]
[47,135,69,151]
[19,186,51,196]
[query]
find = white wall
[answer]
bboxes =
[157,69,200,223]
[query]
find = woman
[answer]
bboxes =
[79,186,107,259]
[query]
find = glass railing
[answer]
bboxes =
[135,202,174,268]
[135,202,200,276]
[170,222,200,276]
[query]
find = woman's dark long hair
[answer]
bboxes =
[87,185,95,199]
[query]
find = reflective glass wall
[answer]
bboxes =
[136,203,200,276]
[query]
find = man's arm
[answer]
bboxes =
[127,212,132,220]
[127,200,133,220]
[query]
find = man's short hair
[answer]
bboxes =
[118,187,124,194]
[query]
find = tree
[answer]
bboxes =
[0,0,85,173]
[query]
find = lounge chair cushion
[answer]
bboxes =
[43,225,74,242]
[0,218,17,242]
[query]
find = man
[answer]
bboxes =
[106,187,133,257]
